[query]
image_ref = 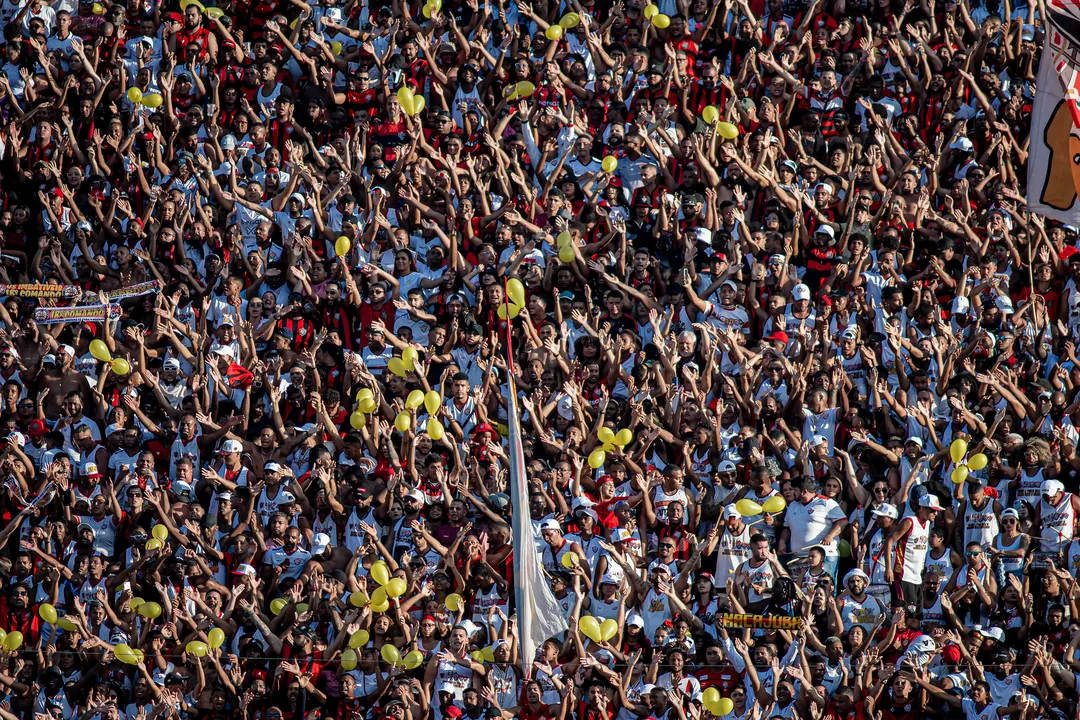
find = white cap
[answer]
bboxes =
[407,488,425,503]
[220,439,243,454]
[871,503,899,519]
[627,613,645,628]
[1001,507,1019,520]
[1043,479,1065,497]
[220,134,237,151]
[980,627,1005,642]
[810,434,828,447]
[163,357,181,371]
[571,496,597,511]
[717,460,736,473]
[950,137,975,152]
[814,182,835,195]
[840,327,858,341]
[276,491,296,506]
[540,518,562,532]
[815,224,836,239]
[233,563,257,576]
[723,503,741,520]
[952,296,971,315]
[311,532,331,555]
[996,295,1014,313]
[6,432,25,447]
[919,494,945,511]
[906,436,924,447]
[212,346,235,359]
[59,344,75,357]
[792,283,811,301]
[264,462,283,473]
[557,395,574,420]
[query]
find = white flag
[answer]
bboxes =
[507,380,567,675]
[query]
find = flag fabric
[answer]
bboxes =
[506,377,567,675]
[1029,3,1080,222]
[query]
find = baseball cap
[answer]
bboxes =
[163,358,181,371]
[311,533,331,555]
[83,462,101,478]
[1001,507,1019,520]
[220,439,243,454]
[792,283,811,301]
[540,518,561,532]
[919,494,945,511]
[264,462,283,473]
[1043,479,1065,496]
[763,331,789,344]
[212,346,235,359]
[871,503,899,519]
[233,564,257,577]
[26,419,47,437]
[723,504,741,520]
[627,613,645,628]
[717,460,736,473]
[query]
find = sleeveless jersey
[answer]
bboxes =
[1041,492,1075,553]
[897,517,930,584]
[963,499,999,550]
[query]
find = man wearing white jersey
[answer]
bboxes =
[1033,479,1080,559]
[883,493,942,612]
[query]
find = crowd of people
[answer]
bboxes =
[0,0,1071,717]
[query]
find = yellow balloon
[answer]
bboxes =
[556,232,573,247]
[598,427,615,445]
[410,95,426,117]
[140,602,162,619]
[357,387,374,402]
[387,358,409,377]
[330,41,343,55]
[702,688,721,711]
[371,561,390,586]
[601,155,618,173]
[471,650,484,662]
[644,4,659,17]
[3,631,21,652]
[140,93,163,109]
[545,24,564,40]
[651,12,671,27]
[762,495,787,514]
[341,648,358,670]
[600,618,618,641]
[381,644,401,665]
[130,597,144,609]
[350,630,369,648]
[950,438,968,464]
[335,236,351,257]
[396,86,415,115]
[205,6,224,18]
[91,2,103,13]
[588,448,606,469]
[951,464,970,484]
[385,578,407,598]
[127,87,143,104]
[402,346,418,366]
[186,641,208,657]
[560,12,580,27]
[145,538,162,551]
[394,411,412,432]
[270,598,287,615]
[507,278,526,307]
[735,499,763,516]
[579,615,602,643]
[615,428,633,447]
[559,245,576,263]
[406,389,425,409]
[481,646,495,662]
[561,552,579,568]
[717,698,734,715]
[152,524,168,541]
[358,397,377,414]
[370,599,390,612]
[111,358,131,376]
[349,591,369,608]
[702,105,719,125]
[58,617,78,632]
[350,412,366,430]
[424,391,442,415]
[39,604,57,624]
[445,593,462,612]
[427,418,445,441]
[90,339,112,362]
[968,453,988,471]
[716,122,739,139]
[132,649,144,662]
[403,649,424,669]
[115,644,136,665]
[208,627,225,649]
[516,80,536,98]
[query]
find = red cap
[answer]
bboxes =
[164,11,182,22]
[941,644,962,664]
[49,187,64,197]
[474,423,495,437]
[27,419,47,437]
[763,331,789,344]
[596,475,614,486]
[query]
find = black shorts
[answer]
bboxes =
[891,580,924,617]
